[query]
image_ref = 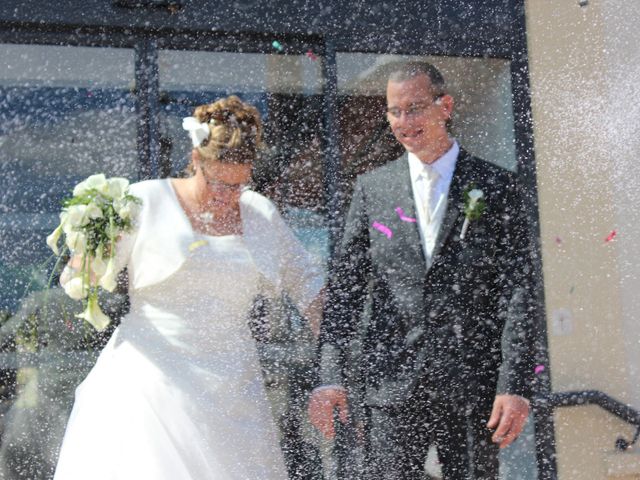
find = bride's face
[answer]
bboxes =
[195,155,252,211]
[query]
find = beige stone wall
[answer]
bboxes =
[525,0,640,478]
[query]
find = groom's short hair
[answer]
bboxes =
[386,61,447,97]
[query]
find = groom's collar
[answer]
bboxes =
[407,140,459,184]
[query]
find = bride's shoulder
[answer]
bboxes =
[128,178,172,199]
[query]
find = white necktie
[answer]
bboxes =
[422,167,440,224]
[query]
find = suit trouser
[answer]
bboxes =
[362,387,499,480]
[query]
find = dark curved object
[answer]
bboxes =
[536,390,640,451]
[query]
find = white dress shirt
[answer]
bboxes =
[408,141,459,268]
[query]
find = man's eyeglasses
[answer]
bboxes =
[386,95,443,120]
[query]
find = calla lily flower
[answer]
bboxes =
[92,245,107,277]
[65,205,91,228]
[73,173,108,197]
[114,198,139,220]
[76,293,111,331]
[65,231,87,254]
[99,257,118,292]
[107,177,130,199]
[86,203,103,220]
[46,224,63,255]
[63,275,88,300]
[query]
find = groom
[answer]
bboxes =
[309,61,536,479]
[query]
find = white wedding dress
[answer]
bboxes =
[54,233,289,479]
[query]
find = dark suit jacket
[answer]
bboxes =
[319,149,536,410]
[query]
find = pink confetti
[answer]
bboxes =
[306,50,318,61]
[534,365,545,375]
[554,236,562,245]
[395,207,417,223]
[372,221,393,239]
[605,230,617,242]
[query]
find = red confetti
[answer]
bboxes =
[395,207,417,223]
[306,50,318,61]
[605,230,617,242]
[372,221,393,239]
[554,236,562,245]
[534,365,545,375]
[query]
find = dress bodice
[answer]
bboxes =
[123,234,260,355]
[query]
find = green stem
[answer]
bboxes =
[46,245,69,291]
[109,213,115,259]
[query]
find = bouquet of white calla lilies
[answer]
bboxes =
[47,174,142,331]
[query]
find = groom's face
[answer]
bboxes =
[386,74,452,161]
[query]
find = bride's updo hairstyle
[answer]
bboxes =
[191,95,264,169]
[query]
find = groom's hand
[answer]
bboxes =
[308,386,349,439]
[487,394,530,449]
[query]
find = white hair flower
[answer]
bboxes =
[182,116,210,148]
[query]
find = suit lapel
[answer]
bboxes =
[367,155,427,322]
[429,150,473,266]
[382,154,427,276]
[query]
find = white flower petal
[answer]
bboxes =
[66,205,89,227]
[92,253,107,277]
[98,258,118,292]
[65,231,87,254]
[76,294,110,331]
[73,174,107,197]
[63,275,88,300]
[468,189,484,201]
[107,177,130,199]
[468,189,484,209]
[46,224,63,255]
[86,203,103,220]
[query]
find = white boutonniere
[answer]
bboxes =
[460,187,485,240]
[46,174,142,330]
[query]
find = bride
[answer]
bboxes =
[54,95,324,479]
